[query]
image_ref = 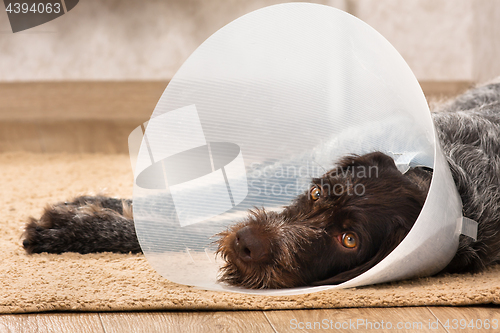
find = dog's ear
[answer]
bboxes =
[337,152,398,172]
[323,152,398,181]
[311,225,409,286]
[359,152,399,170]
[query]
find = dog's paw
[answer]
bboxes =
[22,203,80,254]
[23,196,140,255]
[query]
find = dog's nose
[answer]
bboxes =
[234,226,270,263]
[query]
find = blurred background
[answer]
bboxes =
[1,0,499,153]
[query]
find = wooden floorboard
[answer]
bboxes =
[98,311,275,333]
[428,306,500,332]
[0,307,498,332]
[0,313,104,333]
[264,307,445,332]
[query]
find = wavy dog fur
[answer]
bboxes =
[23,80,500,288]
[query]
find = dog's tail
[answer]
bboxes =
[22,196,142,254]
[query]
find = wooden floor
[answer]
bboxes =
[0,306,499,332]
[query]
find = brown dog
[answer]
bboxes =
[215,152,431,288]
[23,81,500,289]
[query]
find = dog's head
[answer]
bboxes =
[216,152,430,289]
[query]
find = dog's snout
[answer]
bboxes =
[234,226,270,263]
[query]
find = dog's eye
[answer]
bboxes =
[310,187,321,201]
[341,233,358,248]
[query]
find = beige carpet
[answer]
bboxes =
[1,152,499,313]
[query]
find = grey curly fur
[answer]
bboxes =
[22,79,500,280]
[23,196,140,254]
[432,80,500,273]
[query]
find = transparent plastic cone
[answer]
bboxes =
[129,3,465,295]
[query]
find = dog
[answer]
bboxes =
[23,79,500,289]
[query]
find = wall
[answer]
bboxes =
[351,0,500,82]
[1,0,498,83]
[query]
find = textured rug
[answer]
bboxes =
[1,152,499,313]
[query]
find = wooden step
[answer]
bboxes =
[0,81,473,153]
